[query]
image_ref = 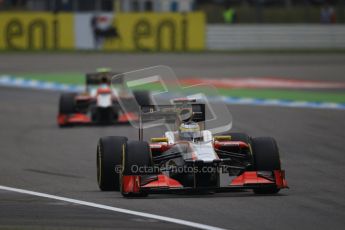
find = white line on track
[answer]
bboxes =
[0,185,227,230]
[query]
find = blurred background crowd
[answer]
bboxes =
[0,0,343,24]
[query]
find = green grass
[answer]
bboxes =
[17,73,84,85]
[10,73,345,104]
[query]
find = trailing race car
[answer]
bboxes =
[96,99,288,197]
[57,69,151,127]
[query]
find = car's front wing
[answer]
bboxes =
[57,112,138,126]
[121,170,288,195]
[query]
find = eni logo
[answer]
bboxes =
[132,15,188,51]
[4,18,59,50]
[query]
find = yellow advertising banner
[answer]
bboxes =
[0,13,74,50]
[103,12,205,51]
[0,12,205,51]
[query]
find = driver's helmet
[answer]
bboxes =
[97,68,111,86]
[179,122,202,141]
[100,76,109,86]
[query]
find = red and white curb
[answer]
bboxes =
[181,77,345,89]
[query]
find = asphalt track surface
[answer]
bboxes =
[1,54,345,230]
[2,53,345,81]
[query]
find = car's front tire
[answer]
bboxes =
[251,137,281,194]
[97,136,127,191]
[58,93,76,127]
[121,141,154,197]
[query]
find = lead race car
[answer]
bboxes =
[57,69,151,127]
[97,99,288,197]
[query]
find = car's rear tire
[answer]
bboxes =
[251,137,281,194]
[133,91,151,107]
[121,141,153,197]
[97,136,127,191]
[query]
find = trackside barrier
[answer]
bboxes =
[207,24,345,50]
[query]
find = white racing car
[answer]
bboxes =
[97,99,288,197]
[57,69,150,127]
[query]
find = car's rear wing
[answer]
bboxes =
[85,72,122,86]
[140,104,205,123]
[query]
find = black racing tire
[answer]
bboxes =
[133,91,151,107]
[121,141,154,198]
[122,141,154,176]
[97,136,127,191]
[59,93,76,115]
[251,137,281,194]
